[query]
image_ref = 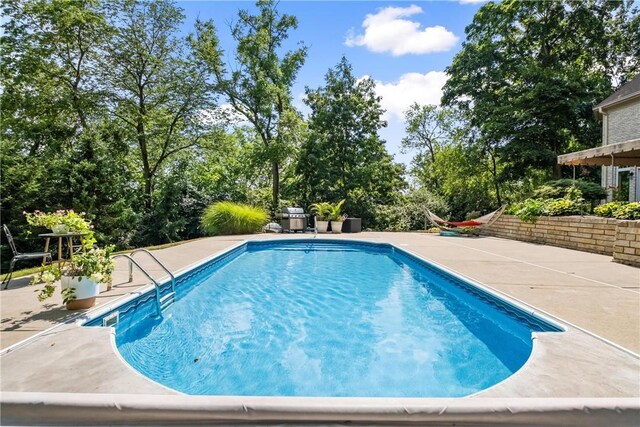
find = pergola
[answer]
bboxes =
[557,140,640,167]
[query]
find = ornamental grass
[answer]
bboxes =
[200,202,268,236]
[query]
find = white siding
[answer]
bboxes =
[600,98,640,201]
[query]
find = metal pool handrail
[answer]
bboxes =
[111,253,173,315]
[129,248,176,294]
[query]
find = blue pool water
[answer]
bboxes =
[108,240,561,397]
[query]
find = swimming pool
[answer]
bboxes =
[88,240,562,397]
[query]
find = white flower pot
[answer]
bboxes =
[61,275,99,310]
[316,220,329,233]
[331,221,343,233]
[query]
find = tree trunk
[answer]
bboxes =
[271,160,280,214]
[491,153,502,206]
[552,160,562,179]
[137,117,152,210]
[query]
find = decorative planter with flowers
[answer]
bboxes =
[32,246,115,310]
[24,209,96,248]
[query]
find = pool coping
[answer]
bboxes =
[2,393,639,426]
[1,236,639,424]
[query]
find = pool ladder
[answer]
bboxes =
[111,249,176,315]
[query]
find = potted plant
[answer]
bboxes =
[328,199,346,233]
[24,209,96,248]
[32,246,115,310]
[309,202,333,233]
[310,200,346,233]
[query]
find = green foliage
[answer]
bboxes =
[507,188,586,223]
[200,202,268,236]
[309,200,345,222]
[425,144,498,220]
[594,202,618,218]
[533,179,606,202]
[402,103,465,191]
[594,202,640,220]
[371,189,449,231]
[443,0,638,180]
[104,0,212,209]
[295,57,406,226]
[24,209,96,248]
[506,199,547,223]
[189,0,307,210]
[32,246,115,302]
[545,198,583,216]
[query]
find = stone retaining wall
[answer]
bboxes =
[613,220,640,266]
[482,215,640,267]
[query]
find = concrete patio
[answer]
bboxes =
[3,232,638,353]
[1,232,639,424]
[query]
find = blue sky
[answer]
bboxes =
[178,1,486,164]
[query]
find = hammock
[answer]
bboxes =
[426,205,506,230]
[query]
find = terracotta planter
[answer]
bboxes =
[61,275,99,310]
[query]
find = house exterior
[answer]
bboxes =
[595,75,640,201]
[558,75,640,202]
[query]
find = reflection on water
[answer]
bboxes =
[117,244,536,397]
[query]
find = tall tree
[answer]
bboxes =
[1,0,106,147]
[296,57,406,225]
[189,0,307,212]
[103,0,211,209]
[443,0,639,181]
[401,103,462,190]
[1,0,135,254]
[402,103,504,207]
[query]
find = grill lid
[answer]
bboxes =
[279,206,308,218]
[282,207,304,214]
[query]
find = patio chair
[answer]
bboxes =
[2,224,52,289]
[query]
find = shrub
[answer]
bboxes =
[200,202,268,236]
[613,203,640,220]
[545,198,583,216]
[533,179,606,202]
[594,202,640,220]
[507,188,586,223]
[506,199,547,223]
[593,202,619,218]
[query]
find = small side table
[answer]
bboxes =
[38,232,88,267]
[342,218,362,233]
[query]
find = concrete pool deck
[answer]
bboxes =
[1,232,639,424]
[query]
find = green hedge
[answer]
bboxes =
[533,179,606,202]
[200,202,268,235]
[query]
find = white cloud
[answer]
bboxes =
[372,71,449,121]
[345,5,458,56]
